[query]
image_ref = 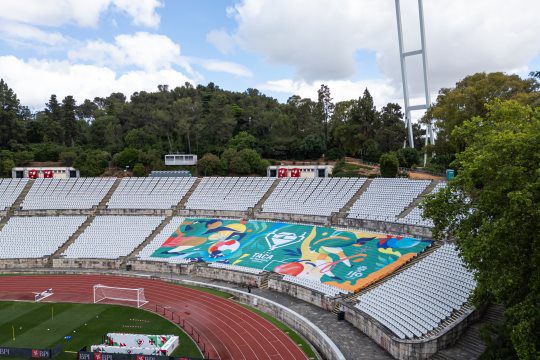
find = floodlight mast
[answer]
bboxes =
[394,0,434,165]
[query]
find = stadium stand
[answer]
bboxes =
[348,178,430,222]
[262,177,366,216]
[185,177,274,211]
[62,216,163,259]
[0,216,86,258]
[283,275,350,297]
[397,182,447,227]
[106,177,195,209]
[21,178,115,210]
[137,216,190,264]
[355,244,476,339]
[208,262,265,274]
[0,178,28,210]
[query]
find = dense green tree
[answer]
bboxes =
[300,134,326,159]
[423,100,539,359]
[197,153,221,176]
[61,95,78,146]
[74,150,109,176]
[132,163,146,177]
[397,147,420,168]
[316,84,334,146]
[227,131,257,151]
[379,152,399,177]
[0,79,27,148]
[112,148,140,169]
[426,72,540,168]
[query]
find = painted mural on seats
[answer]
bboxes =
[150,218,432,292]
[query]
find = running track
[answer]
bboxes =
[0,275,308,360]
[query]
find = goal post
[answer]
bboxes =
[93,284,148,308]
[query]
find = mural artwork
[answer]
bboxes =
[150,218,432,292]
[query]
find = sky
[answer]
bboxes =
[0,0,539,114]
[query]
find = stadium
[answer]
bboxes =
[0,1,538,360]
[0,175,497,359]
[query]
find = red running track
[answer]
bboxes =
[0,275,308,360]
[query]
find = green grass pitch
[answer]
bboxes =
[0,301,201,360]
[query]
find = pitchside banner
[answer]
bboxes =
[0,345,61,358]
[77,352,203,360]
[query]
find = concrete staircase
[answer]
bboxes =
[96,178,122,211]
[0,179,34,231]
[121,215,174,265]
[259,273,271,289]
[176,177,202,210]
[397,179,439,219]
[430,305,505,360]
[333,178,373,223]
[252,178,280,213]
[48,215,96,264]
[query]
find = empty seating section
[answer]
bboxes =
[0,216,86,258]
[22,178,115,210]
[262,178,366,216]
[185,177,274,211]
[348,179,430,222]
[137,217,188,263]
[107,177,195,209]
[283,275,349,297]
[0,179,28,210]
[208,262,264,274]
[355,244,476,339]
[62,216,163,259]
[396,182,447,227]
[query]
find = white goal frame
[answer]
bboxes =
[93,284,148,308]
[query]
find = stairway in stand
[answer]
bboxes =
[430,305,505,359]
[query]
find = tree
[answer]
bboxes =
[0,79,26,148]
[227,131,257,151]
[397,147,420,168]
[132,163,146,177]
[379,153,399,177]
[62,95,78,146]
[316,84,334,146]
[197,153,221,176]
[423,100,539,359]
[112,148,140,169]
[74,150,109,176]
[426,72,540,168]
[300,134,326,159]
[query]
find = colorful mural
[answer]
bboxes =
[150,218,432,292]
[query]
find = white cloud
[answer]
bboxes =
[0,21,67,46]
[0,0,162,28]
[206,29,236,54]
[259,78,401,109]
[196,59,252,77]
[219,0,540,97]
[0,56,195,109]
[69,32,181,71]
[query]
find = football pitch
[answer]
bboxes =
[0,301,201,359]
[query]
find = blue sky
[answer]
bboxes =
[0,0,538,111]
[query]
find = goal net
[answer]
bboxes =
[93,284,148,308]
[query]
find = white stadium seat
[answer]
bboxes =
[21,178,116,210]
[355,244,476,339]
[262,177,366,216]
[62,215,163,259]
[0,178,28,210]
[0,216,86,258]
[107,177,195,209]
[396,182,447,227]
[185,177,274,211]
[348,178,430,223]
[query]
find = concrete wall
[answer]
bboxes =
[254,211,329,226]
[178,209,246,219]
[194,265,262,287]
[100,209,173,216]
[0,258,48,269]
[13,209,93,216]
[268,276,336,311]
[52,258,121,270]
[127,260,194,275]
[336,218,433,239]
[342,302,479,359]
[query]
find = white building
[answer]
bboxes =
[12,167,79,179]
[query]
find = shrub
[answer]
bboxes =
[379,152,399,177]
[197,153,221,176]
[132,163,146,177]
